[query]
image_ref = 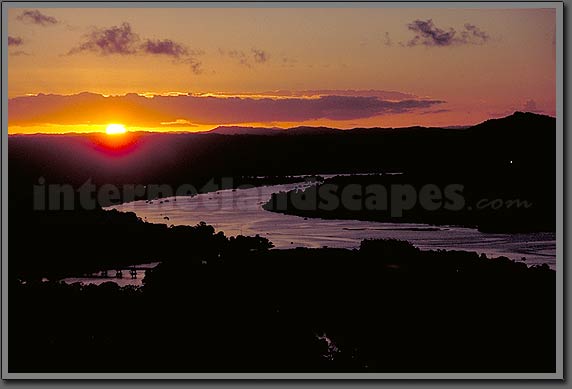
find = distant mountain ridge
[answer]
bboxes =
[208,125,340,136]
[208,126,283,135]
[206,112,554,135]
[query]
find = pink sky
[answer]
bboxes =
[8,7,557,133]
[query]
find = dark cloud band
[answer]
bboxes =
[8,92,445,127]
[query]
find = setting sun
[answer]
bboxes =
[106,124,126,135]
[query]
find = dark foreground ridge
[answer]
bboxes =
[9,213,555,373]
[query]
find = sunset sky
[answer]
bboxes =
[7,6,557,134]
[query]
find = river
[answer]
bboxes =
[107,180,556,271]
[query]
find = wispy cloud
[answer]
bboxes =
[9,50,30,57]
[280,57,297,67]
[8,36,23,46]
[405,19,489,47]
[522,99,544,113]
[461,23,489,43]
[223,49,249,66]
[159,119,198,127]
[382,32,393,47]
[252,48,269,63]
[186,60,203,75]
[67,23,203,73]
[204,89,418,100]
[489,99,551,118]
[68,22,140,55]
[220,48,270,67]
[8,91,445,127]
[420,109,451,115]
[17,10,58,26]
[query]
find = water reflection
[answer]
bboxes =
[109,181,556,269]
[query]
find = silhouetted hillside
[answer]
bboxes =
[208,126,282,135]
[285,126,341,135]
[209,125,345,135]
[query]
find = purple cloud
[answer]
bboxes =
[68,23,203,73]
[68,22,140,55]
[405,19,489,47]
[462,23,490,43]
[8,36,23,46]
[141,39,188,58]
[17,10,58,26]
[207,89,417,100]
[8,92,445,127]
